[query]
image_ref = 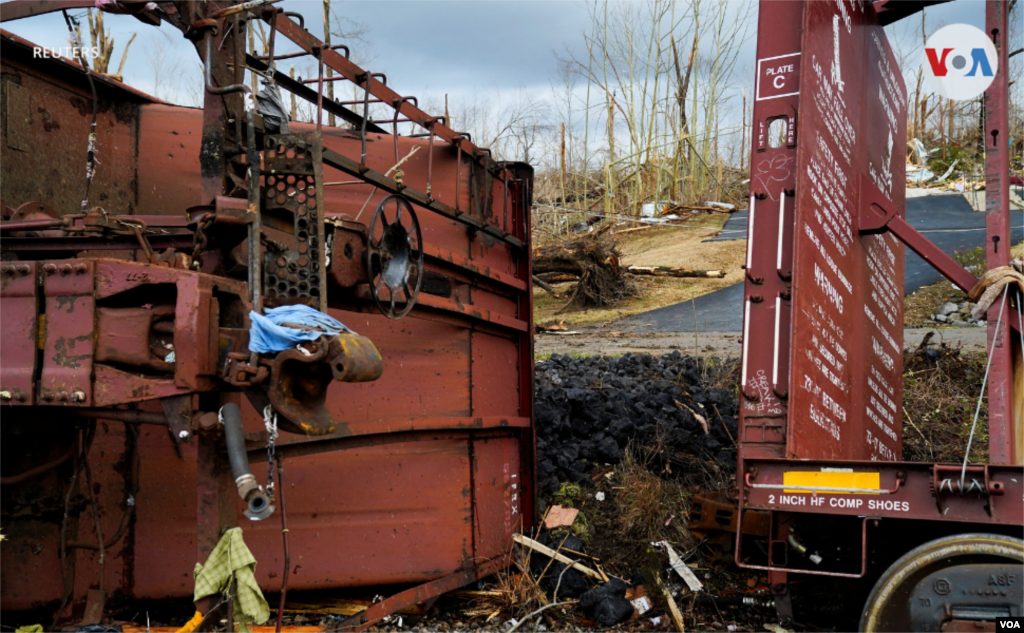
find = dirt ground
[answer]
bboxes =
[533,215,746,329]
[535,326,991,359]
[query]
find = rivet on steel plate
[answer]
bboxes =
[0,265,12,275]
[40,390,54,402]
[750,295,764,303]
[56,391,69,401]
[773,388,788,399]
[71,391,87,403]
[16,264,30,274]
[42,263,57,274]
[74,264,88,274]
[780,291,792,301]
[59,264,73,275]
[0,390,11,401]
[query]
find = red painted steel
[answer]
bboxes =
[983,0,1019,466]
[738,0,802,461]
[0,18,534,617]
[787,1,907,462]
[737,2,1023,620]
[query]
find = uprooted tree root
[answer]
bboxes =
[532,231,639,311]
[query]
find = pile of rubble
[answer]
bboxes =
[534,352,739,495]
[927,301,987,327]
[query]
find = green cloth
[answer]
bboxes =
[193,527,270,631]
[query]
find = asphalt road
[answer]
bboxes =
[618,194,1023,333]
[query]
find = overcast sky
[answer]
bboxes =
[3,1,991,105]
[3,0,1005,167]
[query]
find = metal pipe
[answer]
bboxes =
[205,34,252,96]
[274,456,290,633]
[0,219,64,232]
[220,403,274,520]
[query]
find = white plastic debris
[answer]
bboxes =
[165,351,175,363]
[651,540,704,592]
[650,617,662,626]
[595,491,606,502]
[631,596,652,615]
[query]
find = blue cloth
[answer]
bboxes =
[248,305,351,353]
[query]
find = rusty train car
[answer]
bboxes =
[720,1,1024,631]
[0,2,534,628]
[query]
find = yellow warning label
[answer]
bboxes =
[783,471,880,494]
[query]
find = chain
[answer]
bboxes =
[192,213,216,267]
[263,405,278,499]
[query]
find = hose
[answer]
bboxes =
[219,403,274,520]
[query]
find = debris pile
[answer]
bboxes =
[534,352,739,495]
[926,301,987,327]
[532,231,638,309]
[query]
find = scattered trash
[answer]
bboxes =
[174,611,203,633]
[248,304,352,354]
[595,491,606,501]
[192,527,270,628]
[650,616,662,626]
[652,540,704,592]
[630,594,652,615]
[579,578,634,626]
[543,505,579,529]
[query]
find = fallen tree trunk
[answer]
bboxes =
[532,275,563,298]
[535,272,580,283]
[626,265,726,278]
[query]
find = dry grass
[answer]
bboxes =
[458,548,550,624]
[902,344,989,463]
[534,216,746,328]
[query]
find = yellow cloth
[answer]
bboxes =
[193,527,270,632]
[15,626,43,633]
[175,611,204,633]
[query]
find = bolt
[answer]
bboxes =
[70,390,87,403]
[42,263,57,275]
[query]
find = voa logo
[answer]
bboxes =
[923,24,998,101]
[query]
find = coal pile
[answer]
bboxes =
[534,352,739,494]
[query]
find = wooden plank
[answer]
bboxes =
[512,534,603,580]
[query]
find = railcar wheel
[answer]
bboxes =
[856,532,1024,630]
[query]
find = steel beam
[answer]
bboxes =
[985,0,1017,465]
